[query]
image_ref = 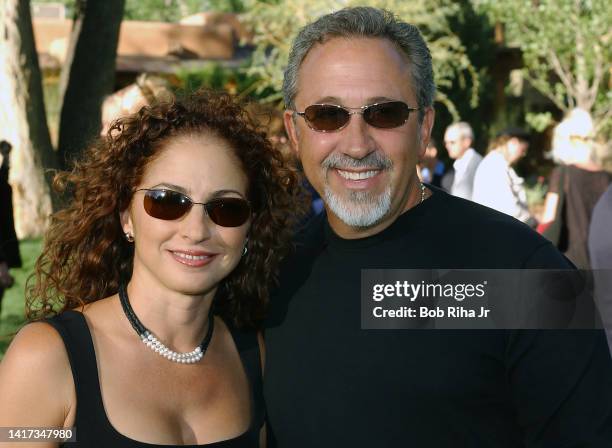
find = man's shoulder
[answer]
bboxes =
[473,154,508,189]
[432,189,532,237]
[476,151,503,170]
[423,189,570,268]
[467,148,483,163]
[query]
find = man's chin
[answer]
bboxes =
[324,188,391,228]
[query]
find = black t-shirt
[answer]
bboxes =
[264,188,612,447]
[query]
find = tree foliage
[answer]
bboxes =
[241,0,479,119]
[474,0,612,139]
[124,0,201,22]
[124,0,245,21]
[33,0,244,21]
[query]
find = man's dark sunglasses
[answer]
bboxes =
[294,101,419,132]
[135,189,251,227]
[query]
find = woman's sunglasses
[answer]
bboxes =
[135,189,251,227]
[294,101,419,132]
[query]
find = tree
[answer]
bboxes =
[474,0,612,140]
[123,0,206,22]
[241,0,479,119]
[0,0,125,237]
[57,0,126,166]
[0,0,55,237]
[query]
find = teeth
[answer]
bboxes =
[173,252,208,260]
[337,169,379,180]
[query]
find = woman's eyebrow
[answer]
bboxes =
[150,182,188,193]
[209,189,246,200]
[148,185,245,200]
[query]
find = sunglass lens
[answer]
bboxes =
[364,102,410,128]
[304,105,349,131]
[207,198,251,227]
[143,190,191,220]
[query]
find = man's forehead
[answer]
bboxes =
[299,36,410,71]
[446,127,470,140]
[313,95,400,106]
[445,128,460,139]
[294,37,415,105]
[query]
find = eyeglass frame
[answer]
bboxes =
[133,188,251,225]
[292,101,420,133]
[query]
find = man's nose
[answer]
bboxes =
[339,113,375,159]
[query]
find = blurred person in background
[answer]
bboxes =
[589,183,612,355]
[442,121,482,199]
[0,140,22,316]
[538,108,612,269]
[472,127,536,227]
[418,137,445,188]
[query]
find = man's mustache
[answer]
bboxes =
[321,152,393,170]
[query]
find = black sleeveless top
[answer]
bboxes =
[46,310,264,447]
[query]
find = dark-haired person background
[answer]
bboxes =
[0,91,301,447]
[0,140,22,316]
[472,127,536,227]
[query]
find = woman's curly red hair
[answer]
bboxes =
[26,89,305,329]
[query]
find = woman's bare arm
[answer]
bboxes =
[0,322,75,448]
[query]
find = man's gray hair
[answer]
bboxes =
[282,7,436,118]
[445,122,474,141]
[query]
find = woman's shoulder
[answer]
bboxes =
[2,320,71,373]
[0,320,75,427]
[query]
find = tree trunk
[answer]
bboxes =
[0,0,55,238]
[57,0,125,167]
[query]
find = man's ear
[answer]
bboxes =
[283,110,300,156]
[418,106,435,158]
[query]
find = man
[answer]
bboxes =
[472,128,536,226]
[443,121,482,199]
[418,138,445,188]
[264,7,612,447]
[589,184,612,354]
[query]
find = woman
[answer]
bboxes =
[538,108,611,269]
[0,90,301,446]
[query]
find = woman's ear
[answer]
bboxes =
[119,206,133,236]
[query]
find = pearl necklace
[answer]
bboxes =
[419,182,426,203]
[118,284,214,364]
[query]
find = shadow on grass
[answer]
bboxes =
[0,314,24,355]
[0,238,42,359]
[0,313,25,328]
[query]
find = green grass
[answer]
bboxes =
[0,239,43,359]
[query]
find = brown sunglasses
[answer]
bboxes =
[294,101,419,132]
[135,189,251,227]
